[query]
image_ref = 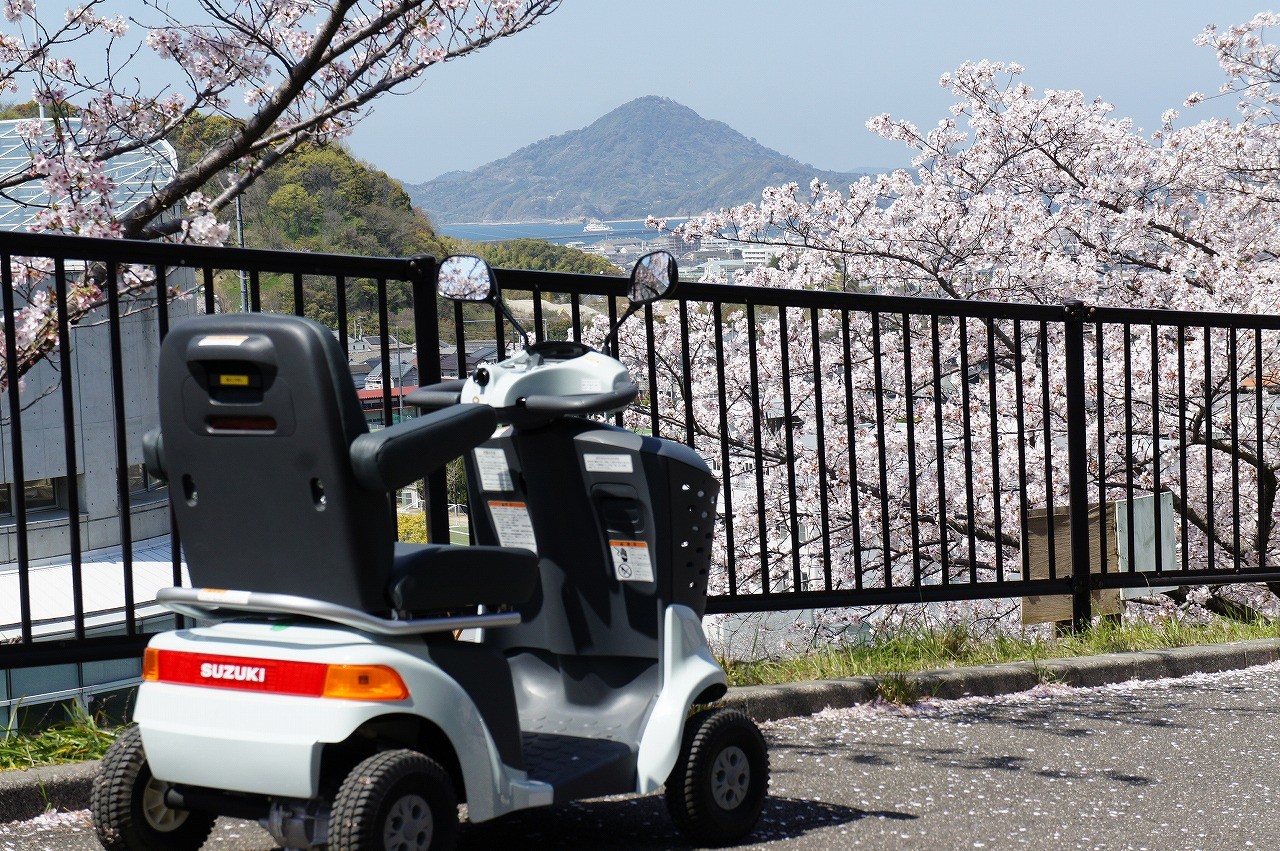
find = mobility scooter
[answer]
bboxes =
[91,251,769,850]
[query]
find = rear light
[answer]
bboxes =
[145,649,408,701]
[323,665,409,701]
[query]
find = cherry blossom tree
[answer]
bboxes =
[0,0,559,389]
[631,12,1280,637]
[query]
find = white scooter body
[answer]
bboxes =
[133,604,723,821]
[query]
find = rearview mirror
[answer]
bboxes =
[629,251,677,304]
[438,255,496,302]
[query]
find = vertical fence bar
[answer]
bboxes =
[1151,324,1162,573]
[679,300,696,446]
[1063,300,1093,631]
[871,312,892,587]
[931,315,949,584]
[746,302,768,592]
[202,267,216,315]
[1,253,32,642]
[778,307,802,590]
[712,302,736,595]
[1204,327,1215,569]
[1257,327,1266,569]
[1014,321,1030,581]
[335,275,349,361]
[644,304,659,438]
[292,271,304,316]
[1039,320,1056,581]
[842,309,864,589]
[961,318,978,581]
[1123,323,1135,574]
[1177,326,1189,571]
[409,257,449,545]
[53,257,85,639]
[248,269,261,313]
[1096,320,1108,576]
[987,319,1004,583]
[377,277,393,429]
[810,309,832,589]
[902,313,921,587]
[105,263,136,635]
[1229,327,1241,571]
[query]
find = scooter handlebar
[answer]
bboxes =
[519,380,638,415]
[404,379,466,410]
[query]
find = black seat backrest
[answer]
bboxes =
[156,313,394,612]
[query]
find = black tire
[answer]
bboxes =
[329,749,459,851]
[91,725,217,851]
[665,708,769,847]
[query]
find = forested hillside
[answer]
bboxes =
[165,118,618,336]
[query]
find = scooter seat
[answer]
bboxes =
[389,543,539,613]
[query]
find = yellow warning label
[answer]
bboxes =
[608,540,654,582]
[219,374,250,386]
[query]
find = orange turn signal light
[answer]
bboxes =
[143,647,160,682]
[321,665,409,701]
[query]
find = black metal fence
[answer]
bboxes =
[0,230,1277,672]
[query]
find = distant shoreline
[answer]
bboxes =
[440,216,684,227]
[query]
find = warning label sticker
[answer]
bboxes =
[475,447,514,492]
[584,453,634,474]
[488,501,537,553]
[609,539,654,583]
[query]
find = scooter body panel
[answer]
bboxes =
[134,622,550,820]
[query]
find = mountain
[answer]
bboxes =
[405,96,868,223]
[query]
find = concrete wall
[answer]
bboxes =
[0,269,197,563]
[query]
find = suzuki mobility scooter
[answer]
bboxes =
[91,251,769,850]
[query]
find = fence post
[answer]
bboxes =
[409,255,450,544]
[1062,299,1093,632]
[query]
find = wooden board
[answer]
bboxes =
[1021,503,1122,625]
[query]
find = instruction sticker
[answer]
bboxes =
[580,379,603,393]
[584,453,633,474]
[609,540,654,583]
[488,501,537,553]
[474,447,514,492]
[197,334,248,347]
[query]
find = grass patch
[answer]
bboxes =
[722,616,1280,688]
[0,703,119,771]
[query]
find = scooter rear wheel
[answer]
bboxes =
[330,749,459,851]
[665,708,769,847]
[91,725,217,851]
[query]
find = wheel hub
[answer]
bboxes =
[710,745,751,811]
[140,777,189,832]
[383,792,434,850]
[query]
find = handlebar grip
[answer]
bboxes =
[405,379,466,410]
[519,381,638,415]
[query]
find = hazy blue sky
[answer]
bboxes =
[347,1,1269,184]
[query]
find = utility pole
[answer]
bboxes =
[236,194,248,311]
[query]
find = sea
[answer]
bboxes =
[437,218,690,246]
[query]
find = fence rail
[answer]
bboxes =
[0,230,1277,670]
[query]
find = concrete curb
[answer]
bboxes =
[3,638,1278,822]
[722,637,1280,722]
[0,759,97,823]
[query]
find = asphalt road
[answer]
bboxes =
[7,662,1280,850]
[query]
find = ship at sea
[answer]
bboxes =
[583,221,613,233]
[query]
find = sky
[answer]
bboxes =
[346,0,1271,185]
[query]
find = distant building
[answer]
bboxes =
[0,119,191,727]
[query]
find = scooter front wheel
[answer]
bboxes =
[91,725,217,851]
[665,708,769,847]
[330,749,459,851]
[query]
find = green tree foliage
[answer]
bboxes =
[460,238,618,276]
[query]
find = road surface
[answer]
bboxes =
[6,662,1280,849]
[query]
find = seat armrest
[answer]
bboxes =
[142,428,167,482]
[350,404,497,492]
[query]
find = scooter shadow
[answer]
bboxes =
[456,794,909,849]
